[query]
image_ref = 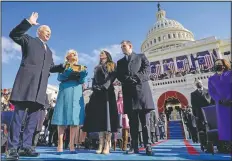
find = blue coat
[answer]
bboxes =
[51,68,88,126]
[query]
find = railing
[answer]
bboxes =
[150,72,214,88]
[181,112,188,140]
[146,36,217,54]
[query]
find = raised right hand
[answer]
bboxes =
[28,12,39,25]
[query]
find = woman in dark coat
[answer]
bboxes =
[83,50,118,155]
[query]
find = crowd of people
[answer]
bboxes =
[1,90,14,112]
[150,65,214,81]
[2,12,231,160]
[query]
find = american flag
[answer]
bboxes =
[150,65,156,73]
[198,54,214,69]
[164,62,175,73]
[150,64,161,79]
[177,59,190,72]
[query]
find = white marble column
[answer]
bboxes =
[187,54,193,67]
[193,53,201,73]
[159,60,164,74]
[208,50,215,65]
[215,48,223,59]
[173,57,178,72]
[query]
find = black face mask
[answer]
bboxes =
[196,84,202,89]
[215,65,224,71]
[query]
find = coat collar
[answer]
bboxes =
[123,51,136,63]
[35,37,49,52]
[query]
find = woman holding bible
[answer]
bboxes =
[51,49,88,152]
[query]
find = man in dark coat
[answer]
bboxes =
[191,79,214,147]
[6,12,64,160]
[117,40,155,156]
[191,79,214,131]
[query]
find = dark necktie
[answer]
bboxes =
[127,55,131,62]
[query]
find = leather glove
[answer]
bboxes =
[68,72,80,80]
[93,85,106,91]
[125,76,138,84]
[98,85,106,91]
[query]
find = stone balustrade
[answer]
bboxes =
[147,36,217,55]
[150,72,214,88]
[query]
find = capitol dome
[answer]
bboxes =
[141,4,195,53]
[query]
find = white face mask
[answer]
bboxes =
[52,103,56,107]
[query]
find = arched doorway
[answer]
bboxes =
[157,91,188,121]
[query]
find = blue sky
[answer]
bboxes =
[2,2,231,88]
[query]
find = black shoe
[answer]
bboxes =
[146,146,154,156]
[18,147,40,157]
[6,148,19,160]
[126,148,139,154]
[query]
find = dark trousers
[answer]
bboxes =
[190,127,198,143]
[32,131,40,150]
[128,110,151,149]
[48,126,58,146]
[138,131,143,145]
[151,132,158,143]
[7,102,42,150]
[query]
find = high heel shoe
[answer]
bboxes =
[57,147,63,152]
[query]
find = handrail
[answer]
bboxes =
[165,117,168,139]
[181,112,188,140]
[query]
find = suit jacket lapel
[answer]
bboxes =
[128,52,136,71]
[194,89,202,97]
[36,37,47,52]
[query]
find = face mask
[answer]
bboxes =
[52,103,56,107]
[215,65,224,71]
[196,83,202,89]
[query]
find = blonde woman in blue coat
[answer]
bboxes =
[51,49,88,152]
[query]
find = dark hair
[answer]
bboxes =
[214,59,231,71]
[120,40,132,45]
[99,50,115,72]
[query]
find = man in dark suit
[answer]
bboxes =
[6,12,64,160]
[191,79,214,129]
[191,79,214,146]
[117,40,155,156]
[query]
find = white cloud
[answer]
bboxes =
[2,36,62,64]
[2,36,21,63]
[50,48,62,63]
[78,44,123,67]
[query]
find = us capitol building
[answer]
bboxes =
[47,4,231,120]
[142,4,231,118]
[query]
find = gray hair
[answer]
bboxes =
[36,25,51,37]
